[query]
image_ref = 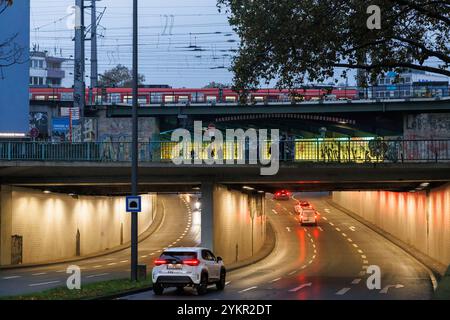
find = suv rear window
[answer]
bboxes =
[160,252,197,261]
[303,210,316,217]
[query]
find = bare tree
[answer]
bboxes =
[0,0,27,73]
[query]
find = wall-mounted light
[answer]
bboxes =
[43,190,52,194]
[243,186,255,191]
[195,201,201,210]
[420,182,430,188]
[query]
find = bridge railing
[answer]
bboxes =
[0,139,449,163]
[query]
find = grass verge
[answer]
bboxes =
[0,278,152,300]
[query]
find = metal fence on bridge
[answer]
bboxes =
[0,139,449,163]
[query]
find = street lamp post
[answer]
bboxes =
[130,0,139,282]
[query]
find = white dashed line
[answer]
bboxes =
[225,281,231,286]
[87,273,110,279]
[361,255,367,259]
[2,276,21,280]
[347,238,353,242]
[336,287,351,295]
[29,281,61,287]
[335,228,341,232]
[353,244,359,248]
[349,226,356,232]
[342,233,347,237]
[272,209,278,215]
[322,217,328,221]
[271,278,282,283]
[318,227,324,232]
[289,283,312,292]
[120,260,128,263]
[352,278,362,284]
[363,260,369,264]
[307,233,311,237]
[286,227,291,232]
[329,222,335,226]
[107,262,117,266]
[239,286,257,293]
[32,273,47,276]
[93,265,102,268]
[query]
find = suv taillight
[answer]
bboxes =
[183,259,200,266]
[154,259,167,266]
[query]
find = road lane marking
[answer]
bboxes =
[329,222,335,226]
[322,217,328,221]
[303,228,307,232]
[349,226,356,232]
[312,255,316,259]
[286,227,291,232]
[32,273,47,276]
[318,227,324,232]
[310,238,314,243]
[352,279,362,284]
[353,244,359,248]
[272,209,278,215]
[336,288,351,295]
[29,280,61,287]
[120,260,128,263]
[359,271,366,276]
[307,233,311,237]
[363,260,369,264]
[225,281,231,286]
[288,270,297,276]
[380,284,405,294]
[301,265,307,269]
[347,238,353,242]
[361,255,367,259]
[93,265,102,268]
[342,233,347,237]
[324,209,330,212]
[239,286,257,293]
[335,227,341,232]
[87,273,110,279]
[289,283,312,292]
[271,278,281,283]
[308,260,313,264]
[56,270,66,273]
[362,266,368,270]
[107,262,117,266]
[2,276,21,280]
[141,255,148,258]
[314,249,317,254]
[312,244,316,248]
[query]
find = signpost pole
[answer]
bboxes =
[130,0,139,282]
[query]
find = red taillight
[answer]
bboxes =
[154,259,167,266]
[276,192,280,196]
[183,259,200,266]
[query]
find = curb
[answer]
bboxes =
[91,221,278,300]
[325,198,444,289]
[0,198,166,271]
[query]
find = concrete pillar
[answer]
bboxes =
[0,186,13,266]
[201,181,215,251]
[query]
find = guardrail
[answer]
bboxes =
[1,139,449,164]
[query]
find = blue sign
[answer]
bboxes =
[126,196,142,213]
[0,0,30,134]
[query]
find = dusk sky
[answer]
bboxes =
[30,0,238,88]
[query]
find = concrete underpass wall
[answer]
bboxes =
[332,184,450,267]
[0,186,157,266]
[213,185,266,265]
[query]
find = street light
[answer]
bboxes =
[130,0,139,282]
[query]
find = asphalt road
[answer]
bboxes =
[0,194,199,297]
[124,193,434,300]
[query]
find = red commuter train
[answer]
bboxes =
[29,86,358,105]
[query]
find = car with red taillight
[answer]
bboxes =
[274,190,290,201]
[299,208,319,226]
[152,247,226,295]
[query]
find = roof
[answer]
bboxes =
[161,247,208,252]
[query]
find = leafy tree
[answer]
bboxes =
[0,0,26,70]
[98,64,145,88]
[203,81,232,88]
[217,0,450,91]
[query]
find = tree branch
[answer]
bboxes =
[334,62,450,77]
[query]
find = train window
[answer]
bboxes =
[150,93,162,104]
[225,96,236,103]
[178,95,190,103]
[253,96,265,102]
[110,93,121,104]
[206,95,217,103]
[164,95,175,103]
[34,95,46,100]
[48,95,58,100]
[124,95,147,104]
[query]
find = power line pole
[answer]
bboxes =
[89,0,98,104]
[130,0,139,282]
[74,0,85,142]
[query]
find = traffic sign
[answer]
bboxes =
[30,127,39,138]
[126,196,141,213]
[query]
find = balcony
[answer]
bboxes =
[47,68,65,79]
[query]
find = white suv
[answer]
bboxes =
[152,247,226,295]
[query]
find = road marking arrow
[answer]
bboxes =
[289,283,312,292]
[380,284,405,294]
